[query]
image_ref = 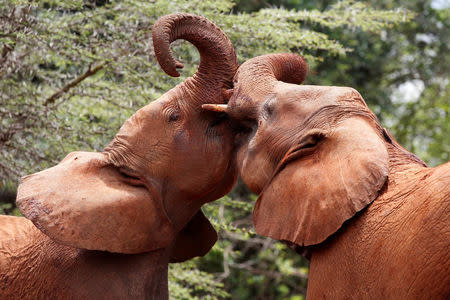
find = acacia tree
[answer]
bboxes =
[1,0,418,298]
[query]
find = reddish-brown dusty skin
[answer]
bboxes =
[205,53,450,299]
[1,215,170,299]
[2,13,238,299]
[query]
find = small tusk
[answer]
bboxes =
[202,104,228,113]
[175,61,184,69]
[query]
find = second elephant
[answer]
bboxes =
[204,53,450,299]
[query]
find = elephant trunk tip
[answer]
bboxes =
[152,13,238,93]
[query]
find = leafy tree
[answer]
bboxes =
[235,0,448,166]
[1,1,441,299]
[240,0,449,166]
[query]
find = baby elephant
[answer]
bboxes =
[1,13,238,299]
[204,53,450,299]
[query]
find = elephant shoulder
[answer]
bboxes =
[408,163,450,260]
[1,215,91,299]
[0,215,42,249]
[408,163,450,297]
[429,161,450,189]
[0,215,48,270]
[422,162,450,207]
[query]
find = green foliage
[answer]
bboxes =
[199,194,309,299]
[389,81,449,165]
[0,180,20,215]
[258,0,413,32]
[0,0,415,181]
[169,262,230,300]
[1,0,446,299]
[304,0,449,167]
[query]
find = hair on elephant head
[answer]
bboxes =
[16,13,239,261]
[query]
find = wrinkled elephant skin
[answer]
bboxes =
[204,53,450,298]
[1,14,238,299]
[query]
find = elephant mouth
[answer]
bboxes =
[205,148,239,203]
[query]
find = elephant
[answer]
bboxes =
[203,53,450,299]
[0,13,239,299]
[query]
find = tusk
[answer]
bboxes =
[201,104,228,113]
[175,61,184,69]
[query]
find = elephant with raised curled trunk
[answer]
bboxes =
[1,14,238,299]
[204,53,450,298]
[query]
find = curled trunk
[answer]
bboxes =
[233,53,307,102]
[202,53,307,113]
[152,13,238,104]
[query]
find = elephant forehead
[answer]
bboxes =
[105,102,173,169]
[275,84,329,101]
[267,85,367,123]
[118,103,163,134]
[316,85,367,107]
[274,85,357,104]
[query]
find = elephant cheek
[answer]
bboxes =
[238,149,272,194]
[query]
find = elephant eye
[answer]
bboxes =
[118,167,144,187]
[169,112,180,122]
[163,104,182,123]
[262,97,276,120]
[295,131,327,152]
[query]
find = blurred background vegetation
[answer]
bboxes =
[1,0,448,299]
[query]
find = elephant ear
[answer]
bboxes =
[169,210,217,263]
[253,118,389,246]
[16,152,174,254]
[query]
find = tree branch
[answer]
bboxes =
[0,160,21,178]
[44,62,107,106]
[0,44,13,63]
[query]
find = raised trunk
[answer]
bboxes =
[233,53,307,102]
[152,13,238,104]
[202,53,307,114]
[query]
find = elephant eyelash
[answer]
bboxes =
[300,139,319,149]
[262,98,276,120]
[118,167,144,187]
[162,105,182,123]
[168,112,180,122]
[284,132,327,162]
[299,132,326,148]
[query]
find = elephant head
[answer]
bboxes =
[16,13,239,262]
[203,53,426,248]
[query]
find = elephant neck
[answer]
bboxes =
[306,161,449,298]
[72,247,171,299]
[384,135,428,174]
[2,216,170,299]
